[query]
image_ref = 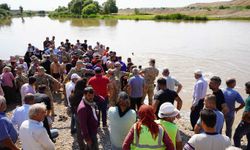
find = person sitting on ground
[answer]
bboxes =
[156,102,182,150]
[11,93,35,130]
[123,104,174,150]
[0,96,19,150]
[184,109,231,150]
[19,103,55,150]
[108,92,136,150]
[194,94,224,134]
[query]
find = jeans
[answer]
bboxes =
[130,97,143,111]
[96,98,108,127]
[233,120,250,149]
[190,99,204,129]
[70,108,76,133]
[86,134,98,150]
[225,114,235,139]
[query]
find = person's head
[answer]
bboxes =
[0,96,7,112]
[84,87,94,102]
[29,103,47,122]
[149,59,155,67]
[194,69,202,79]
[132,68,139,76]
[204,94,217,109]
[114,62,121,70]
[71,73,81,83]
[28,76,36,85]
[117,92,130,109]
[157,77,167,89]
[158,102,179,122]
[24,93,35,105]
[245,81,250,95]
[127,57,132,63]
[162,68,170,77]
[94,67,102,75]
[84,40,87,43]
[226,78,236,88]
[209,76,221,91]
[19,57,24,63]
[3,66,11,73]
[15,65,24,75]
[76,60,83,69]
[37,66,46,76]
[46,37,49,41]
[200,109,217,131]
[38,84,47,93]
[53,55,58,63]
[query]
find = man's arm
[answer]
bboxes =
[175,96,182,110]
[176,84,183,94]
[1,138,19,150]
[152,99,160,113]
[37,128,55,150]
[222,103,229,115]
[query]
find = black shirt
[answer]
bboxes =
[34,93,52,110]
[154,89,178,116]
[213,89,226,111]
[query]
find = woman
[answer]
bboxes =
[69,78,87,150]
[108,92,136,150]
[123,105,174,150]
[1,66,15,104]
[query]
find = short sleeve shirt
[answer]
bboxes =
[213,89,226,111]
[244,96,250,112]
[0,113,18,143]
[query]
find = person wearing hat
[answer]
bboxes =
[190,69,208,130]
[28,56,40,76]
[15,65,28,102]
[156,102,182,150]
[108,92,136,150]
[123,104,174,150]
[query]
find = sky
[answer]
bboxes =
[0,0,230,10]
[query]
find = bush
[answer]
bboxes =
[246,5,250,9]
[219,5,229,9]
[102,0,118,14]
[0,3,10,11]
[82,3,99,15]
[154,14,207,21]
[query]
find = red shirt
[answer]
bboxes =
[88,75,109,98]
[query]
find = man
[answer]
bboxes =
[11,93,35,130]
[141,59,159,105]
[19,103,55,150]
[50,55,61,81]
[0,96,19,150]
[223,78,245,139]
[43,37,51,50]
[20,76,36,103]
[194,94,224,134]
[128,68,145,111]
[233,81,250,149]
[153,77,182,116]
[162,68,182,93]
[190,69,208,129]
[156,102,182,150]
[15,65,28,101]
[184,109,231,150]
[209,76,228,114]
[88,67,109,127]
[77,87,99,150]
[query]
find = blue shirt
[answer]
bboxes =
[0,112,18,143]
[223,88,245,117]
[128,75,145,98]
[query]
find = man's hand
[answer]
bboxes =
[191,106,195,111]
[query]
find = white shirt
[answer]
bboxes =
[192,76,208,106]
[19,119,55,150]
[65,81,76,107]
[163,76,181,91]
[11,104,31,130]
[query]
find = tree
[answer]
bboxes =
[82,3,98,15]
[0,3,10,11]
[19,6,23,14]
[102,0,118,14]
[68,0,83,15]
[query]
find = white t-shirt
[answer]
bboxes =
[184,132,231,150]
[163,76,180,91]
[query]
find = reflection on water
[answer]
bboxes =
[0,18,12,27]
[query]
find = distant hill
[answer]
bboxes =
[189,0,250,7]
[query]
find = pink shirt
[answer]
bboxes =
[1,72,14,87]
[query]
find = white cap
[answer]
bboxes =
[194,69,202,75]
[71,73,81,80]
[158,102,179,118]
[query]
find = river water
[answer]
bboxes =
[0,16,250,106]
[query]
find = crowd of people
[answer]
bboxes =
[0,36,250,150]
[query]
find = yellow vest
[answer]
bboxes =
[131,124,165,150]
[156,119,178,148]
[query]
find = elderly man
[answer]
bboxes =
[0,96,19,150]
[162,68,182,94]
[11,93,35,130]
[19,103,55,150]
[190,69,208,129]
[141,59,159,105]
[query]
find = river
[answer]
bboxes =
[0,16,250,106]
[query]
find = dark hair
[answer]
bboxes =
[226,78,236,86]
[29,76,36,84]
[210,76,221,85]
[24,93,34,103]
[200,109,216,128]
[245,81,250,89]
[38,84,47,92]
[149,59,155,64]
[157,77,166,86]
[84,86,94,94]
[95,68,102,74]
[70,79,87,110]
